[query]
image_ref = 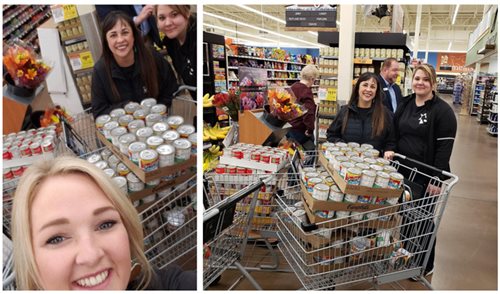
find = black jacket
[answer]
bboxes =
[394,92,457,174]
[377,75,403,113]
[127,265,196,290]
[160,18,197,96]
[91,50,178,117]
[95,5,161,46]
[326,103,396,153]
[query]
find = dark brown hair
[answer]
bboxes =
[100,11,158,103]
[381,57,398,71]
[342,72,386,137]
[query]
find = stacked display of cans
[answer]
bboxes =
[296,142,404,221]
[222,143,289,167]
[3,126,58,185]
[95,98,196,175]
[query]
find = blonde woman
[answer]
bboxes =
[11,156,195,290]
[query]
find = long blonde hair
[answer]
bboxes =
[12,156,152,290]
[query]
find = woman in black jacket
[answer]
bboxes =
[91,11,178,117]
[391,64,457,280]
[326,72,396,159]
[156,5,196,98]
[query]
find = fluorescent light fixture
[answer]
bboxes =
[236,5,285,24]
[203,23,296,47]
[448,41,452,51]
[452,5,460,25]
[204,11,322,47]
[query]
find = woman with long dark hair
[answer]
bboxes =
[326,72,396,158]
[91,11,178,117]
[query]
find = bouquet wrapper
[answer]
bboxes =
[4,73,36,99]
[263,104,287,128]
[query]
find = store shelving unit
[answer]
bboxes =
[486,88,498,136]
[203,32,228,96]
[437,75,456,94]
[316,47,339,143]
[473,75,497,123]
[2,5,52,53]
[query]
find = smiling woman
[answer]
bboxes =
[11,156,196,290]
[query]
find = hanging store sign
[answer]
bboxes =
[285,5,337,31]
[437,53,474,73]
[51,5,79,23]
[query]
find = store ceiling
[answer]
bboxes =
[203,4,490,52]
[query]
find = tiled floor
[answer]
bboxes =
[207,94,498,290]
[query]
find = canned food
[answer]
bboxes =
[87,154,102,164]
[355,163,370,171]
[166,210,185,232]
[329,184,344,202]
[145,113,162,127]
[157,144,175,167]
[344,194,358,203]
[315,210,335,219]
[139,149,159,172]
[3,168,14,181]
[103,121,119,141]
[227,165,237,174]
[351,211,364,221]
[339,162,355,178]
[124,102,141,114]
[335,211,350,219]
[388,172,404,189]
[110,108,126,120]
[383,165,397,174]
[350,156,364,164]
[118,114,134,128]
[151,104,167,116]
[304,172,319,183]
[292,209,307,223]
[347,142,360,149]
[360,170,376,187]
[368,149,381,158]
[117,162,130,176]
[19,144,31,158]
[307,177,323,193]
[146,136,164,150]
[146,178,160,188]
[141,98,157,108]
[103,168,116,177]
[188,133,197,154]
[112,176,128,194]
[128,141,147,165]
[110,126,127,147]
[3,149,12,160]
[12,166,24,178]
[363,157,377,165]
[118,133,136,155]
[369,164,384,173]
[237,167,246,174]
[373,171,390,188]
[30,142,42,155]
[133,109,147,120]
[270,154,281,164]
[357,195,373,203]
[366,212,379,220]
[127,172,144,192]
[177,124,196,138]
[166,116,184,129]
[152,122,169,136]
[173,139,192,161]
[376,158,390,166]
[100,148,113,161]
[313,183,330,201]
[215,164,226,174]
[232,149,243,159]
[128,119,146,135]
[95,114,111,131]
[95,160,108,170]
[136,127,153,142]
[346,151,359,158]
[162,130,180,144]
[108,154,120,170]
[361,143,374,150]
[324,176,335,186]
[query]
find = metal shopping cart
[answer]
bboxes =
[204,173,286,289]
[275,150,459,290]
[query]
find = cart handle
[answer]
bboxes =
[203,179,265,222]
[173,85,196,98]
[393,153,456,180]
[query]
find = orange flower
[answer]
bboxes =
[25,68,37,80]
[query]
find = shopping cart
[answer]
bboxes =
[275,150,459,290]
[203,173,285,289]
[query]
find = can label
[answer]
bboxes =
[215,164,226,174]
[344,194,358,203]
[227,166,237,174]
[117,163,130,176]
[232,149,243,159]
[30,142,43,155]
[307,177,323,193]
[360,170,376,187]
[260,153,271,163]
[357,195,373,204]
[173,139,192,161]
[128,142,147,165]
[139,149,159,172]
[270,154,281,164]
[251,152,260,162]
[12,166,24,178]
[388,172,404,189]
[237,167,247,174]
[344,167,362,185]
[157,144,175,167]
[312,183,330,201]
[3,150,12,160]
[20,144,32,157]
[315,210,335,219]
[373,171,390,188]
[329,185,344,202]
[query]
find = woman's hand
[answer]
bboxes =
[383,151,395,160]
[136,5,155,25]
[426,183,442,195]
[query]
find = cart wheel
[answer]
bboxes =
[209,275,221,287]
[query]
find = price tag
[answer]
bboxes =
[318,87,328,100]
[326,87,337,101]
[79,51,94,69]
[353,58,372,64]
[51,5,79,23]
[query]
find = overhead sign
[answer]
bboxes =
[285,5,337,31]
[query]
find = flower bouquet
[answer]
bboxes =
[212,87,240,121]
[265,87,306,127]
[3,40,52,98]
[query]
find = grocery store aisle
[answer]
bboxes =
[207,94,497,290]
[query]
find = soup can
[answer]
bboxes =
[41,139,55,153]
[151,104,167,117]
[157,144,175,167]
[95,114,111,132]
[351,211,364,221]
[108,155,120,170]
[128,141,147,165]
[103,121,119,141]
[292,209,307,223]
[344,194,358,203]
[370,164,384,173]
[173,139,192,161]
[133,109,147,121]
[100,148,113,161]
[141,98,157,108]
[315,210,335,219]
[117,162,130,177]
[313,183,330,201]
[304,172,320,183]
[355,163,370,171]
[215,164,226,174]
[360,169,376,187]
[146,178,160,188]
[127,172,144,192]
[145,113,162,127]
[361,143,374,150]
[166,116,184,129]
[95,160,108,170]
[357,195,372,204]
[377,158,390,167]
[128,119,146,135]
[388,172,404,189]
[188,133,197,154]
[260,153,271,163]
[270,154,281,165]
[345,167,362,185]
[307,177,323,192]
[87,154,102,164]
[103,168,116,178]
[112,176,128,195]
[30,142,42,155]
[350,156,364,164]
[162,130,180,144]
[383,165,397,174]
[110,126,127,147]
[110,108,126,121]
[335,211,350,219]
[363,157,377,165]
[177,124,196,138]
[339,162,355,179]
[124,102,141,114]
[146,136,164,150]
[329,184,344,202]
[136,127,153,143]
[152,122,169,136]
[118,133,136,155]
[118,114,134,128]
[139,149,159,172]
[373,171,390,188]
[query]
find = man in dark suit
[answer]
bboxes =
[95,5,161,46]
[377,57,403,113]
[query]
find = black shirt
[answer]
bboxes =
[397,100,429,162]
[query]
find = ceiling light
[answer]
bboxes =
[452,5,460,25]
[236,5,285,24]
[204,24,277,43]
[204,11,322,47]
[448,41,452,51]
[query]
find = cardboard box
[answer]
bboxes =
[300,181,398,215]
[219,155,286,173]
[129,171,195,203]
[318,153,403,199]
[97,131,196,182]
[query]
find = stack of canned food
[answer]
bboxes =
[3,126,58,187]
[221,143,289,169]
[95,98,197,174]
